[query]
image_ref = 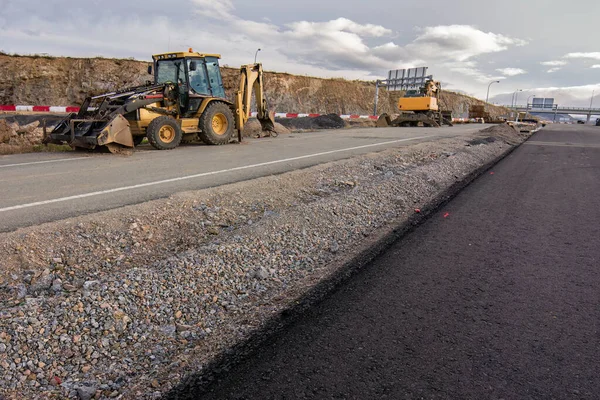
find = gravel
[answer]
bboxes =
[0,124,529,399]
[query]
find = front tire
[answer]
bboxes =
[146,116,182,150]
[199,102,235,145]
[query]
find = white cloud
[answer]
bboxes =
[564,52,600,60]
[491,83,600,107]
[592,65,600,69]
[191,0,235,20]
[286,18,392,38]
[547,67,562,73]
[408,25,527,62]
[0,0,530,99]
[496,67,527,76]
[541,60,567,66]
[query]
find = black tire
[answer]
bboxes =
[146,116,182,150]
[133,135,145,146]
[199,102,235,145]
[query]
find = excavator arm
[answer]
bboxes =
[234,63,276,141]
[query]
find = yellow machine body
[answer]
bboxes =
[398,97,439,112]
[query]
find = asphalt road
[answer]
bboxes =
[191,124,600,399]
[0,124,487,232]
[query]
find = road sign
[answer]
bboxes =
[386,67,431,91]
[532,98,555,109]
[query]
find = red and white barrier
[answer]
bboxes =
[0,105,378,120]
[252,111,377,120]
[0,105,79,112]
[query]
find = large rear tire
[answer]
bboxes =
[146,116,182,150]
[199,102,235,145]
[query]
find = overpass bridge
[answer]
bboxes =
[506,104,600,122]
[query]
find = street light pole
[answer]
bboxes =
[254,48,262,64]
[526,95,536,118]
[486,80,500,104]
[587,89,595,124]
[513,90,523,122]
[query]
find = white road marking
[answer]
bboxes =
[0,157,88,169]
[0,136,431,213]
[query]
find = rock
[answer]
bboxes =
[30,269,53,293]
[0,343,6,353]
[0,120,13,144]
[51,278,63,292]
[82,280,100,297]
[330,240,340,254]
[76,384,97,400]
[12,284,27,299]
[384,171,394,179]
[159,325,177,338]
[254,267,269,280]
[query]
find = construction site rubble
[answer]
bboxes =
[0,119,48,154]
[0,125,529,400]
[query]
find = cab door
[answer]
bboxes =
[188,58,210,96]
[204,57,225,98]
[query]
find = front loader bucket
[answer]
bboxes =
[45,114,134,154]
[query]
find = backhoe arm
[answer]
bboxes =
[235,63,275,141]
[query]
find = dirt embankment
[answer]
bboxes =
[0,54,509,117]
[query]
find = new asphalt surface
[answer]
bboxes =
[189,124,600,399]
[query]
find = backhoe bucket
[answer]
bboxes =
[258,110,277,137]
[377,113,392,127]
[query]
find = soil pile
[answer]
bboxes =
[241,119,291,138]
[276,114,346,131]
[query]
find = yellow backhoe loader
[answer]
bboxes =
[44,49,275,154]
[377,79,452,128]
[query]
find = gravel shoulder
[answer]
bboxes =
[0,123,529,399]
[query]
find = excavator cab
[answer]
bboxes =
[152,52,226,117]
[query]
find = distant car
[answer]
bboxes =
[596,118,600,126]
[577,120,585,124]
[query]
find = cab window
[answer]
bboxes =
[205,57,225,98]
[188,59,210,96]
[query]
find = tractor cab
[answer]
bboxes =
[151,50,226,116]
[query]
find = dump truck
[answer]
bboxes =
[44,49,275,154]
[377,79,452,128]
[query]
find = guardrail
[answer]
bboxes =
[504,105,600,113]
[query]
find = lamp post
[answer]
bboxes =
[511,89,522,108]
[254,48,262,64]
[526,95,536,118]
[486,80,500,104]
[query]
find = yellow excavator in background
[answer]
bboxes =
[377,79,452,128]
[44,49,275,154]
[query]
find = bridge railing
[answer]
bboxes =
[504,105,600,112]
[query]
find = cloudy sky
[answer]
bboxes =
[1,0,599,107]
